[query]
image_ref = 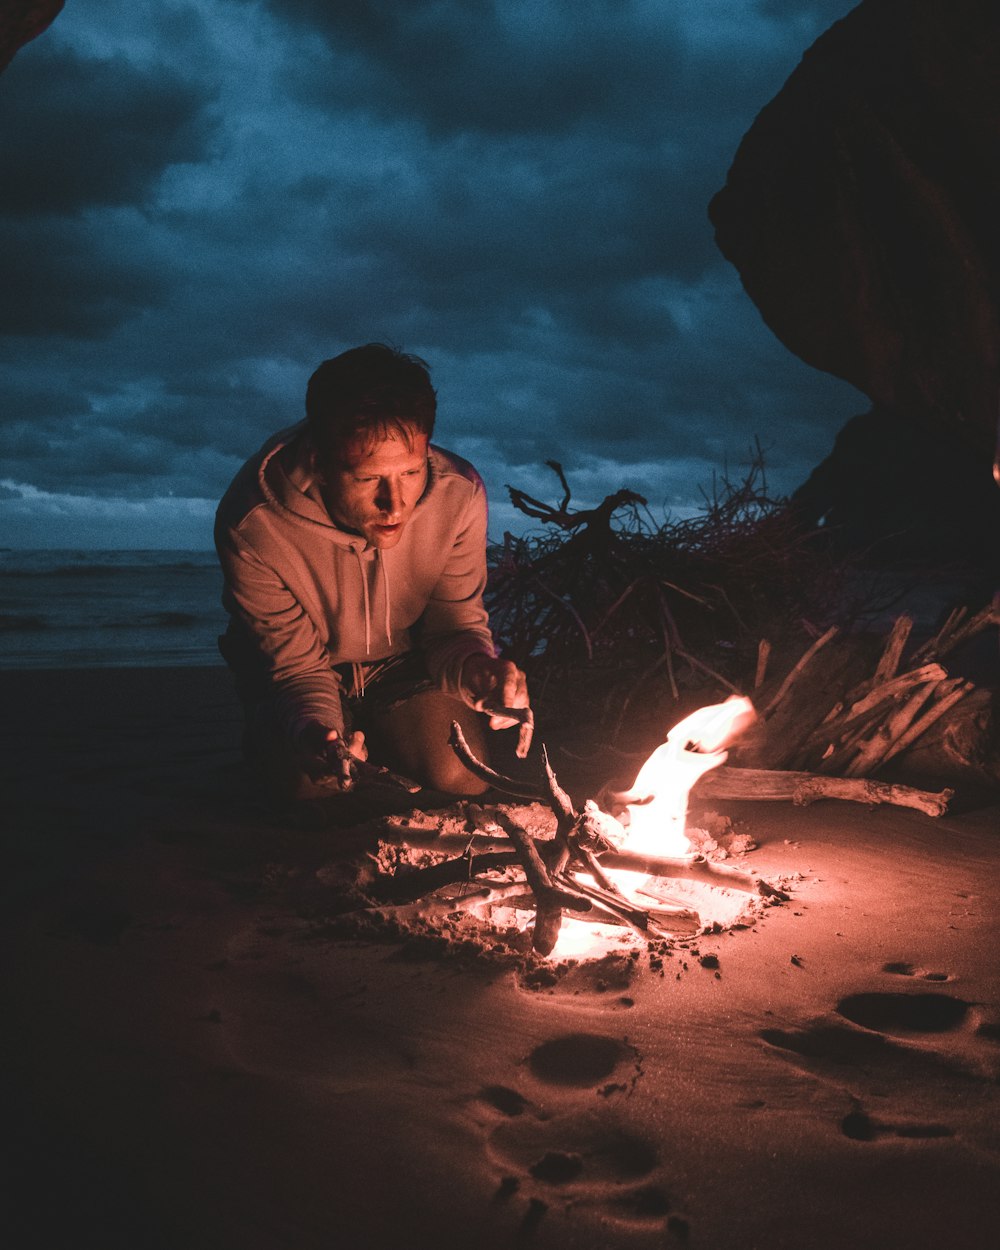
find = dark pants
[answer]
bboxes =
[238,653,491,804]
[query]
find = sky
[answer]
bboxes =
[0,0,866,549]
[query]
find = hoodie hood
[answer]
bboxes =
[256,419,440,553]
[215,419,495,740]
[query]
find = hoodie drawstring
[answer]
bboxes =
[348,545,392,697]
[380,550,393,649]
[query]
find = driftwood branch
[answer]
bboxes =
[447,723,545,800]
[760,624,839,719]
[695,765,952,816]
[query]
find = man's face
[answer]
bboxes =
[321,425,430,549]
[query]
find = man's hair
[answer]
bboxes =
[306,343,436,463]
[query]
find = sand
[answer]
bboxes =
[3,666,999,1249]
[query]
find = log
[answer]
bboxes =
[881,678,976,764]
[842,681,939,777]
[794,662,949,772]
[873,615,913,683]
[694,765,952,816]
[838,662,947,725]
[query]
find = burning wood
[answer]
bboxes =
[445,723,683,955]
[423,695,779,957]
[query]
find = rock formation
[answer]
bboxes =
[710,0,1000,464]
[0,1,63,74]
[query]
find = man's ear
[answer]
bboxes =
[306,434,328,486]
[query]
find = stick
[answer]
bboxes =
[921,603,999,659]
[694,765,952,816]
[754,639,771,691]
[873,615,913,684]
[760,625,839,719]
[448,722,545,800]
[598,849,785,897]
[476,703,535,758]
[369,849,521,902]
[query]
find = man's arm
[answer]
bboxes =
[417,473,530,731]
[215,522,347,752]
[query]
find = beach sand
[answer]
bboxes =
[3,666,999,1249]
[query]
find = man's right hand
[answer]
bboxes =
[295,721,368,788]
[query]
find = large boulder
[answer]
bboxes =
[710,0,1000,462]
[1,1,63,73]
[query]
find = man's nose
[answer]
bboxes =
[376,478,403,516]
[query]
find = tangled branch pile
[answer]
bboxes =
[486,455,865,735]
[486,458,999,786]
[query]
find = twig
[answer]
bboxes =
[760,625,839,720]
[754,639,771,691]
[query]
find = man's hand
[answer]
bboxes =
[461,653,533,756]
[295,721,368,789]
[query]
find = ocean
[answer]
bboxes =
[0,549,226,670]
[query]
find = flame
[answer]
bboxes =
[623,695,756,858]
[493,695,757,960]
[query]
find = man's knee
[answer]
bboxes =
[372,691,491,795]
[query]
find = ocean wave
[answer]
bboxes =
[0,613,47,631]
[2,563,216,579]
[95,611,202,629]
[137,611,202,628]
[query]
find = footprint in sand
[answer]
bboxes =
[840,1108,955,1142]
[836,990,971,1035]
[478,1033,690,1239]
[882,960,952,983]
[760,988,976,1069]
[760,987,1000,1154]
[526,1031,636,1089]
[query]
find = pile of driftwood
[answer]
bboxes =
[487,460,998,808]
[716,603,999,800]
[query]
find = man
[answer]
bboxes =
[215,343,529,802]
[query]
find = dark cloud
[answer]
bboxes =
[0,214,169,335]
[0,39,218,215]
[270,0,686,137]
[0,0,865,548]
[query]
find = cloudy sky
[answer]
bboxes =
[0,0,865,549]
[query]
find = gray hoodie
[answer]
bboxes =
[215,420,496,739]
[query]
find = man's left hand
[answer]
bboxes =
[461,653,530,731]
[462,652,534,758]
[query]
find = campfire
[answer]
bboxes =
[367,695,788,961]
